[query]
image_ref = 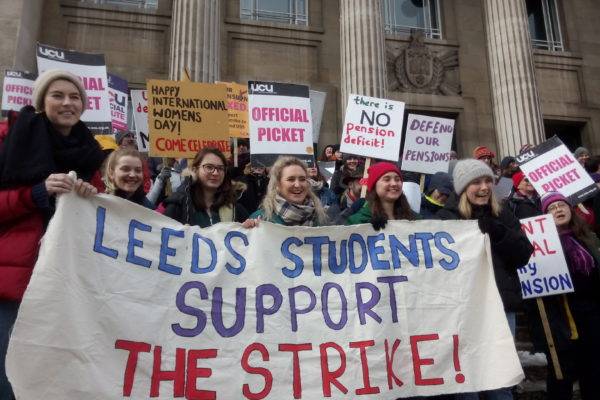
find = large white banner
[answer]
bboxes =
[37,43,112,134]
[130,89,149,152]
[1,69,36,114]
[7,194,523,399]
[518,214,574,299]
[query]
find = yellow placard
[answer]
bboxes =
[224,82,249,138]
[147,79,229,158]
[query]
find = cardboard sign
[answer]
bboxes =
[341,94,405,161]
[7,193,524,399]
[518,214,574,299]
[224,82,249,138]
[147,79,229,158]
[401,114,454,174]
[108,74,128,132]
[516,136,598,204]
[37,43,112,134]
[1,69,36,114]
[248,81,314,167]
[130,89,149,152]
[310,90,326,144]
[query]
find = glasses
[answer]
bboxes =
[547,201,569,212]
[200,164,225,174]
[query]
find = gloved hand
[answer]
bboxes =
[157,167,171,182]
[477,215,506,242]
[371,214,387,231]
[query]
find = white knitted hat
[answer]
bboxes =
[452,158,494,194]
[32,69,87,112]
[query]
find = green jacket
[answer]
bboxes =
[346,201,421,225]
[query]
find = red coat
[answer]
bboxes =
[0,186,44,300]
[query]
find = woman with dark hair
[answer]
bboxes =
[0,69,104,398]
[318,144,335,162]
[527,192,600,400]
[103,148,153,209]
[346,162,418,229]
[330,154,361,197]
[163,148,248,227]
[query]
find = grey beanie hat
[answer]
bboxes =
[32,69,87,112]
[452,158,494,194]
[573,147,589,158]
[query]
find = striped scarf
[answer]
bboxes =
[274,194,316,226]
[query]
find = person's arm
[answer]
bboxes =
[0,185,44,223]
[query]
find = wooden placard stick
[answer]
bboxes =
[536,298,563,380]
[233,137,239,167]
[360,157,372,198]
[419,174,426,193]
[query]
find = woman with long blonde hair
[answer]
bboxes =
[103,148,153,208]
[243,156,327,227]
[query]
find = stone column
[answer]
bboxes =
[483,0,545,156]
[169,0,220,82]
[340,0,387,103]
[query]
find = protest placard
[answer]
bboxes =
[224,82,248,138]
[401,114,454,174]
[108,73,128,132]
[7,193,523,399]
[340,94,405,161]
[518,214,574,299]
[37,43,112,134]
[130,89,149,152]
[310,89,326,144]
[248,81,314,166]
[516,136,598,204]
[147,79,229,158]
[1,69,36,114]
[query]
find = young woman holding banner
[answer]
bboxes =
[346,161,418,229]
[163,148,249,228]
[102,148,154,209]
[243,156,328,227]
[437,159,533,400]
[530,192,600,399]
[0,69,104,398]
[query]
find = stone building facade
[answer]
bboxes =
[1,0,599,158]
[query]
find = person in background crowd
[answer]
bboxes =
[103,148,153,208]
[339,168,363,211]
[331,154,361,197]
[449,150,458,161]
[574,146,590,166]
[319,144,336,162]
[584,155,600,175]
[420,172,453,218]
[0,69,104,399]
[244,156,328,227]
[526,192,600,400]
[237,162,269,215]
[332,144,342,161]
[499,156,518,178]
[505,171,541,220]
[163,148,249,228]
[437,159,533,400]
[115,131,137,150]
[473,146,500,177]
[519,144,534,154]
[307,165,337,208]
[347,162,418,229]
[146,158,183,208]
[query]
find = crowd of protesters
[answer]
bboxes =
[0,69,599,399]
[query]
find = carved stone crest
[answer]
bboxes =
[387,31,461,96]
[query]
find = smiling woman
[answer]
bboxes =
[103,148,153,209]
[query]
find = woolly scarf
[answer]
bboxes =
[308,178,324,192]
[559,229,596,276]
[274,194,316,226]
[0,106,105,188]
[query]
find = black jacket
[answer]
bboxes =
[437,194,534,311]
[164,177,249,228]
[504,192,541,220]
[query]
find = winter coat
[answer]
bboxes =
[163,177,249,228]
[0,107,105,301]
[237,173,269,215]
[346,201,420,225]
[436,194,534,311]
[313,185,337,208]
[419,194,443,219]
[504,191,542,220]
